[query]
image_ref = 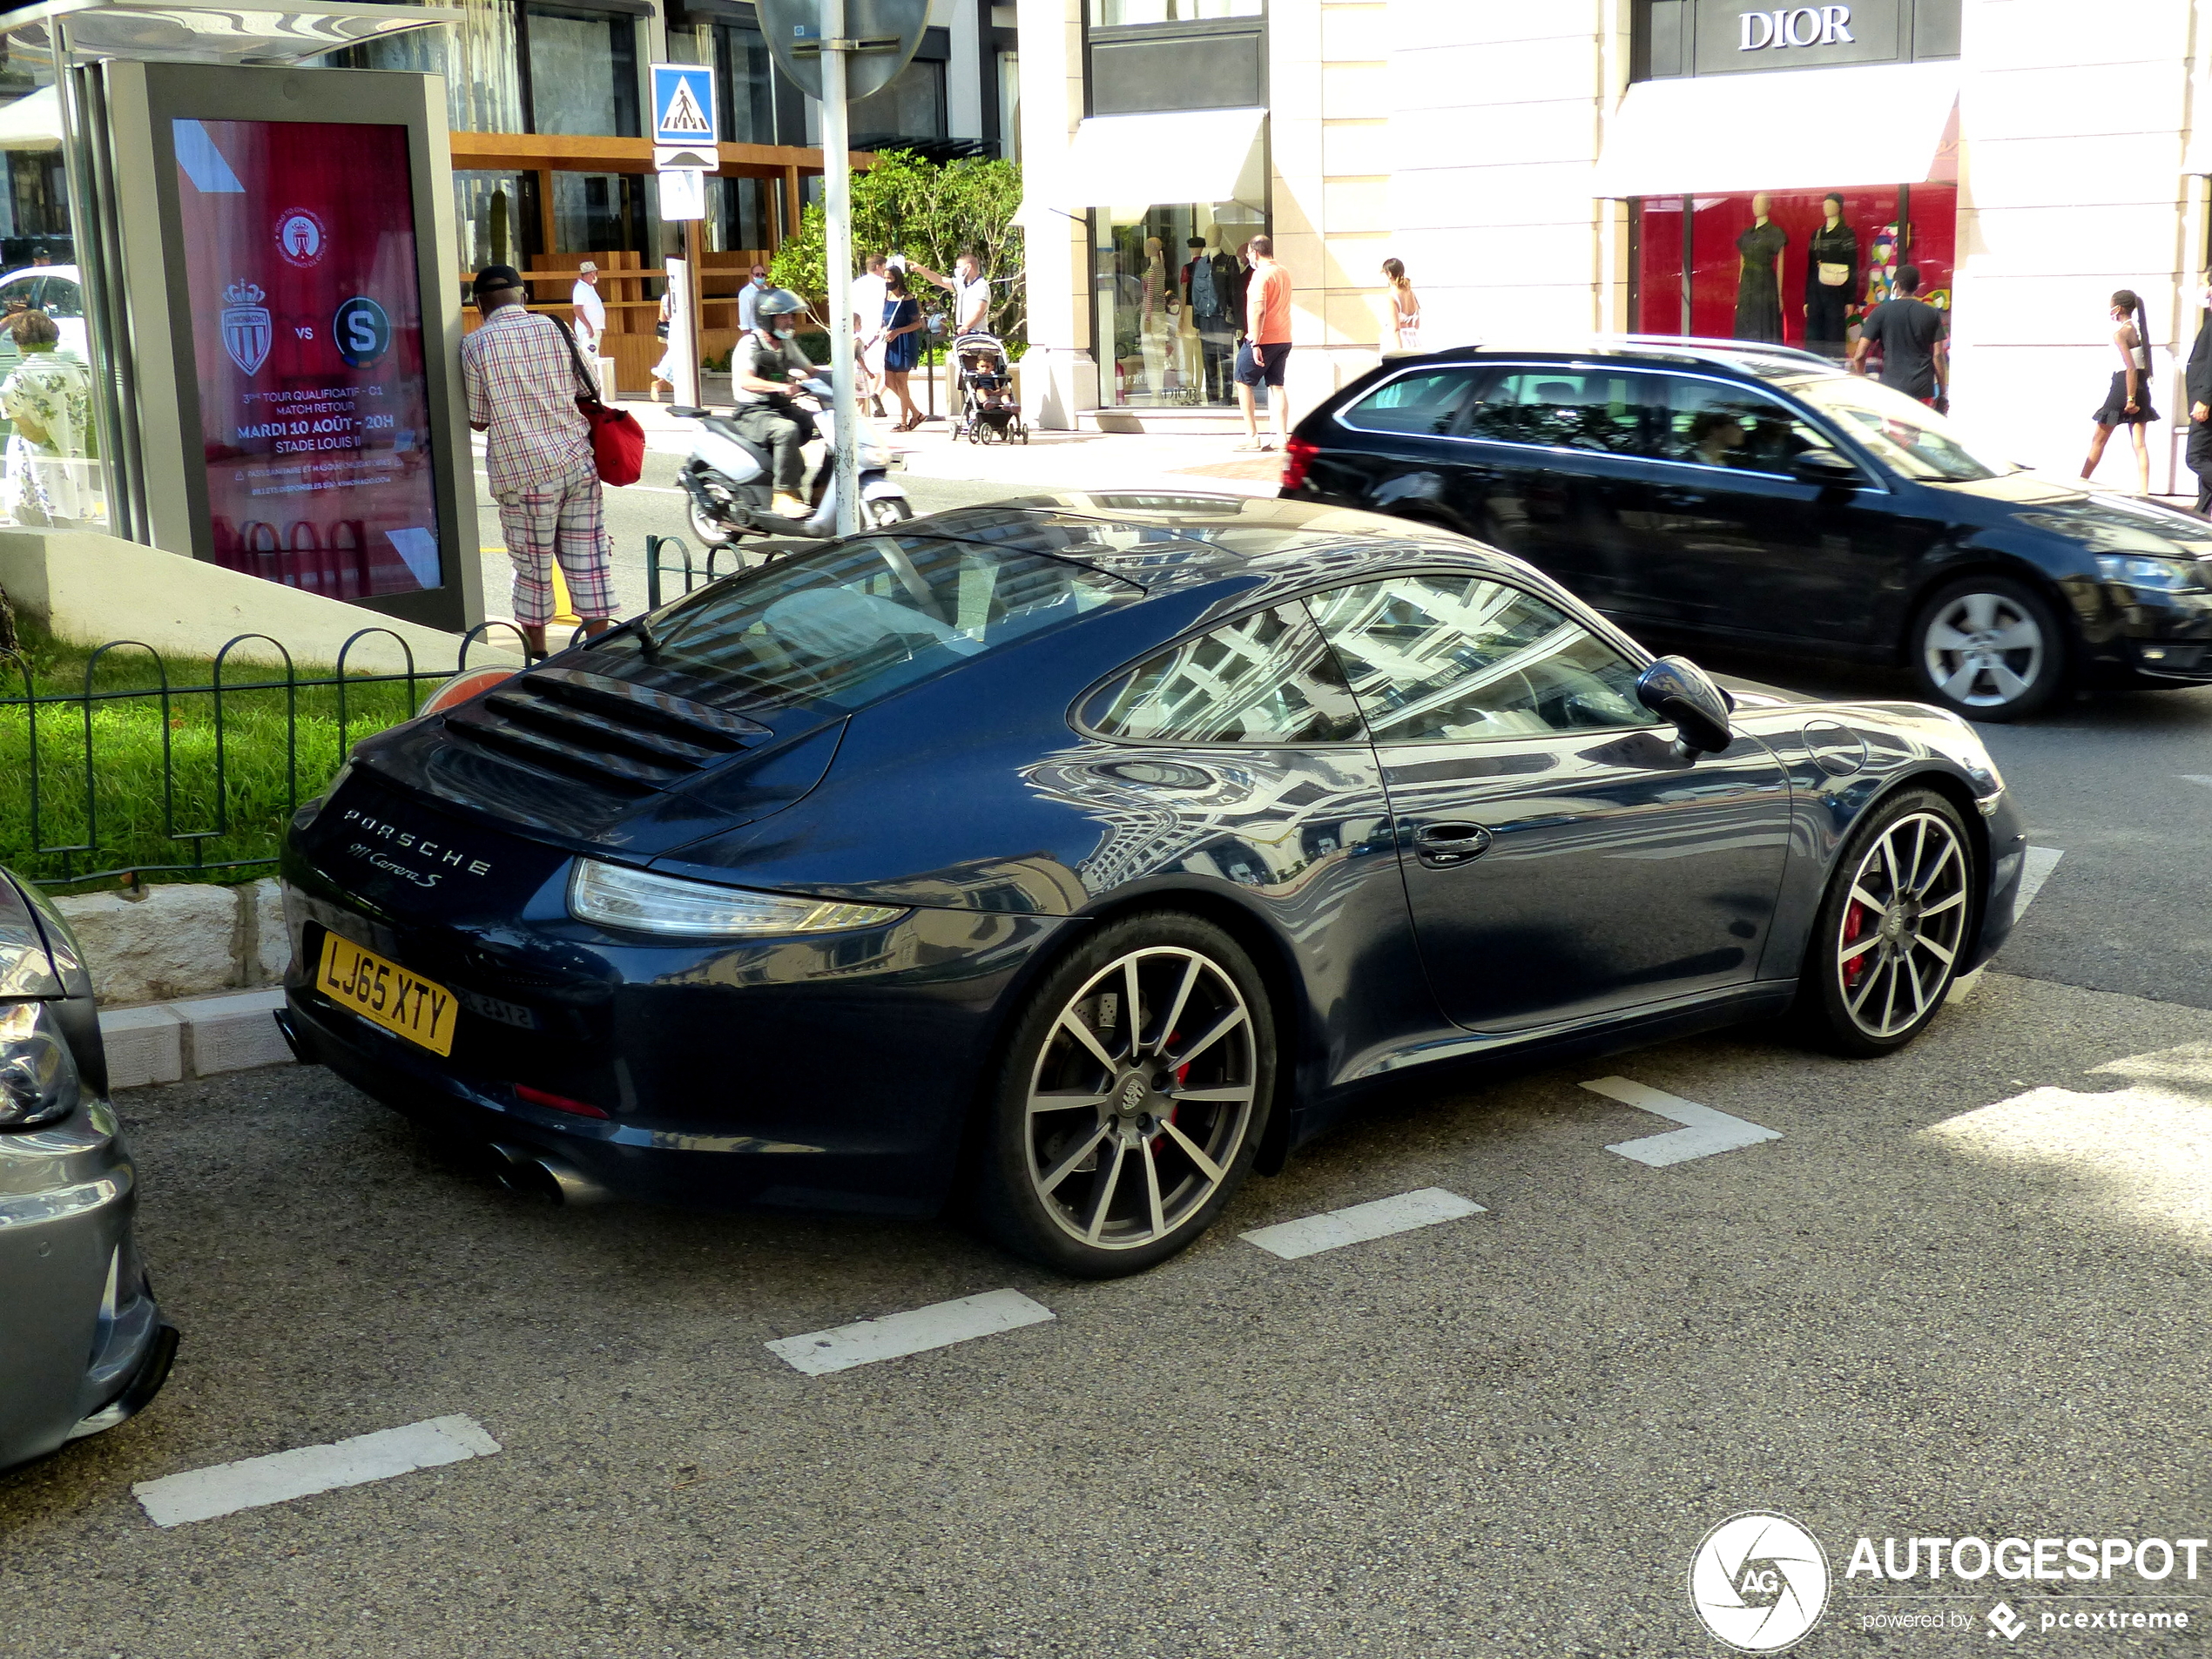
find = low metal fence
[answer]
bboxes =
[644,532,741,610]
[0,622,530,892]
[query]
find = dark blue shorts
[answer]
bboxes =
[1234,341,1291,389]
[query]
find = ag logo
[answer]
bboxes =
[275,207,327,267]
[333,296,391,368]
[1689,1512,1830,1652]
[220,280,271,376]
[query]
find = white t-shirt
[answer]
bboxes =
[571,278,605,345]
[954,275,991,334]
[851,272,887,336]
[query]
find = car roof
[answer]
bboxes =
[901,492,1520,597]
[1374,335,1844,385]
[0,265,78,285]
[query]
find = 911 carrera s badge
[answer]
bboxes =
[220,280,271,376]
[338,807,493,877]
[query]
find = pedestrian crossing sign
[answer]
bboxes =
[651,64,716,149]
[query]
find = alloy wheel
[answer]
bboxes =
[1921,590,2046,710]
[1834,810,1970,1040]
[1024,947,1257,1252]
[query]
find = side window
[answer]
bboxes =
[1307,575,1659,743]
[1338,368,1485,436]
[1460,368,1672,457]
[1083,604,1363,745]
[37,277,81,320]
[1661,375,1847,475]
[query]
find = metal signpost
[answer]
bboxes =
[650,63,716,414]
[756,0,926,536]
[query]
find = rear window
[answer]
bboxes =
[590,536,1139,713]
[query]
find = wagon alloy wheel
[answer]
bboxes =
[1801,789,1975,1057]
[1027,947,1256,1251]
[1911,577,2064,720]
[975,914,1274,1277]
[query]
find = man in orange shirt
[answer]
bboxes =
[1233,235,1293,452]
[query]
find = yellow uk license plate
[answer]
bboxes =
[318,932,458,1057]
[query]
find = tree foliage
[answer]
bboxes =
[770,149,1026,345]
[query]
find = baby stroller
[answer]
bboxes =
[951,332,1028,445]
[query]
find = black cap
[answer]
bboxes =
[1187,237,1207,248]
[473,264,524,304]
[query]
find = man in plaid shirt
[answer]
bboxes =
[462,265,618,658]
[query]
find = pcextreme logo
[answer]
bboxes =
[1690,1512,1831,1652]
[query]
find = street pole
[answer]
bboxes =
[819,0,861,538]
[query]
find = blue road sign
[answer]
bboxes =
[651,64,717,149]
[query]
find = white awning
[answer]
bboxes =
[1023,105,1267,222]
[0,87,61,152]
[1591,63,1959,199]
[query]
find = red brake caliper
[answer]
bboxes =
[1150,1034,1188,1148]
[1842,901,1869,989]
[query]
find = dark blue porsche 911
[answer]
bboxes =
[280,494,2027,1276]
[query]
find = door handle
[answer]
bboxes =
[1652,487,1709,509]
[1413,821,1493,867]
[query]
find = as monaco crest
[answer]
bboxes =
[221,280,271,376]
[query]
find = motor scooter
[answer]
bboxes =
[671,378,910,559]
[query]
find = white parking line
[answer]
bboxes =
[766,1288,1055,1376]
[132,1414,500,1528]
[2014,845,2065,921]
[1582,1076,1781,1169]
[2182,775,2212,789]
[1239,1187,1486,1259]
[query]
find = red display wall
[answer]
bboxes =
[1637,184,1957,354]
[174,118,441,599]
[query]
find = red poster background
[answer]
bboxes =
[177,118,440,599]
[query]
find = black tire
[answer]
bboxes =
[1909,575,2067,721]
[1797,787,1975,1057]
[972,912,1276,1278]
[685,490,736,550]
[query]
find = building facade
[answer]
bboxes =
[1017,0,2212,487]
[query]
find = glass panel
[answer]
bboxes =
[848,57,945,149]
[716,21,778,145]
[1339,368,1486,436]
[1777,373,2013,482]
[1310,577,1657,743]
[1634,196,1684,334]
[1460,368,1670,456]
[551,172,644,256]
[327,0,523,136]
[1096,212,1262,408]
[1085,604,1362,745]
[526,9,638,138]
[1089,0,1264,22]
[706,176,772,255]
[593,537,1140,714]
[172,118,441,595]
[452,170,540,274]
[1658,374,1842,475]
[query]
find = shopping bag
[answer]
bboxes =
[557,320,645,486]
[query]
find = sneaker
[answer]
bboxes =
[772,493,808,518]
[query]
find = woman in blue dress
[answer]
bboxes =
[880,270,925,431]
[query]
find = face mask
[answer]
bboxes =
[772,324,795,339]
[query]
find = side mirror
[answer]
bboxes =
[1791,448,1862,488]
[1636,655,1734,753]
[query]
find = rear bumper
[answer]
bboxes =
[0,1101,172,1474]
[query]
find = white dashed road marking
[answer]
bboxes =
[1583,1076,1782,1168]
[767,1288,1055,1376]
[132,1414,500,1528]
[2181,775,2212,789]
[2014,846,2065,921]
[1239,1187,1487,1259]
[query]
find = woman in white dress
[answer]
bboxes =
[1383,259,1420,352]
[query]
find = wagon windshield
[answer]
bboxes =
[597,535,1141,713]
[1782,374,2023,483]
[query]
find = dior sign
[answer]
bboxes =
[1740,5,1855,49]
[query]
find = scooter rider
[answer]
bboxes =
[732,287,817,520]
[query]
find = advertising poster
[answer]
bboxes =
[173,117,440,599]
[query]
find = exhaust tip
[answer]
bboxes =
[485,1142,612,1207]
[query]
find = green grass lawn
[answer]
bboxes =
[0,625,436,890]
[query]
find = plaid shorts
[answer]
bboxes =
[494,459,617,627]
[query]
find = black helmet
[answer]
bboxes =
[755,287,806,321]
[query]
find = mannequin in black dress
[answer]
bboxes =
[1734,192,1787,343]
[1804,192,1858,360]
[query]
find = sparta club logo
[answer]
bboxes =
[332,295,391,368]
[1689,1512,1831,1652]
[275,207,327,267]
[220,280,272,376]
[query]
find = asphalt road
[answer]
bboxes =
[45,459,2188,1656]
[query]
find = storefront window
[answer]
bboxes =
[716,21,778,145]
[1635,185,1957,365]
[325,0,524,136]
[708,176,773,255]
[552,172,645,254]
[849,57,946,149]
[1089,0,1262,21]
[525,7,639,138]
[453,170,541,274]
[1094,204,1264,408]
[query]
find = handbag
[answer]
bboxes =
[1818,262,1851,287]
[556,319,644,487]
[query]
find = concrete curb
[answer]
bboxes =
[100,988,293,1089]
